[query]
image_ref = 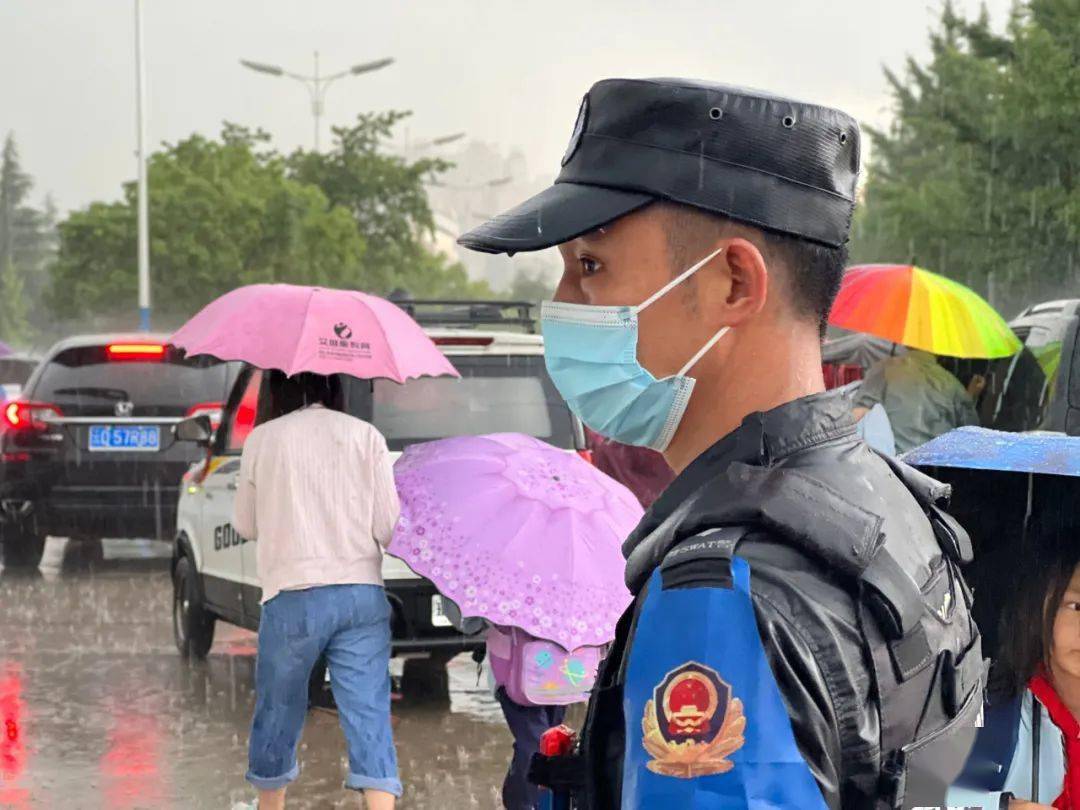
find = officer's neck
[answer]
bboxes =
[664,325,826,475]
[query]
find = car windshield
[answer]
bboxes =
[343,354,575,452]
[33,345,234,416]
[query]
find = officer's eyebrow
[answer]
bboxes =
[576,227,610,248]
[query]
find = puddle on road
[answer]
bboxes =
[0,538,521,808]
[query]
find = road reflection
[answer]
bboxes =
[0,664,29,809]
[0,537,514,808]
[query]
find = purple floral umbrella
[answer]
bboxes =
[390,433,644,650]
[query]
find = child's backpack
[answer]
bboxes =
[486,625,603,707]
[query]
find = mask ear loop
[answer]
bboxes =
[635,246,725,313]
[678,326,730,377]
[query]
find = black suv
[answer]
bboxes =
[0,334,237,568]
[926,299,1080,435]
[1006,299,1080,432]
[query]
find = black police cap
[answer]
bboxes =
[458,78,860,254]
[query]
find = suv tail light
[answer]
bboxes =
[185,402,223,431]
[431,336,494,347]
[106,343,166,360]
[2,401,62,433]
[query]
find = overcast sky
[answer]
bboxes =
[1,0,1013,214]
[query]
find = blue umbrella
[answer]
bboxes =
[907,426,1080,662]
[904,426,1080,478]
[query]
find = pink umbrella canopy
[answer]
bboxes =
[390,433,643,650]
[169,284,458,382]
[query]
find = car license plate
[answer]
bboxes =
[88,425,161,452]
[431,596,452,628]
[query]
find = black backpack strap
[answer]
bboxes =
[861,550,934,680]
[926,503,975,565]
[873,450,952,508]
[658,526,749,591]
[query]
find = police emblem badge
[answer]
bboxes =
[642,661,746,778]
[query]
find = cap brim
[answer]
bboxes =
[457,182,654,255]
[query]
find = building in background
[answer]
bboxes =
[424,140,561,295]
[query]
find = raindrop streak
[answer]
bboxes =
[0,539,513,806]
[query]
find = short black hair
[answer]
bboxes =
[256,370,343,425]
[659,201,848,338]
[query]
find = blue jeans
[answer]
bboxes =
[246,584,401,797]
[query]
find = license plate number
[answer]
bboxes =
[431,597,451,628]
[88,425,161,452]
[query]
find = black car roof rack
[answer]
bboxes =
[394,299,539,333]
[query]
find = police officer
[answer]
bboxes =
[458,78,983,810]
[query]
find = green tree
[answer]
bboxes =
[50,125,366,325]
[395,249,493,299]
[288,111,492,299]
[0,259,27,341]
[507,258,559,302]
[851,0,1080,314]
[0,134,55,342]
[50,114,492,328]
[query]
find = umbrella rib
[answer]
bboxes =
[288,285,319,377]
[366,296,401,383]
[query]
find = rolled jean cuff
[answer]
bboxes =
[246,762,299,791]
[345,772,403,797]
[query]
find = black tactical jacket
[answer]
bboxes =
[579,388,984,809]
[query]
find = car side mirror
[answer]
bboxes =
[174,415,213,447]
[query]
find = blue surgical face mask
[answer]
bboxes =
[541,247,730,453]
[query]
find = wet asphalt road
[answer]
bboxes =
[0,538,530,809]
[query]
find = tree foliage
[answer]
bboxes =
[50,126,364,324]
[851,0,1080,315]
[0,134,55,343]
[507,257,560,303]
[50,113,491,329]
[290,111,492,299]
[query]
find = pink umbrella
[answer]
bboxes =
[169,284,458,382]
[390,433,643,649]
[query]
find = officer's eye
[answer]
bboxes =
[579,256,601,277]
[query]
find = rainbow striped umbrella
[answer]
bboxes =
[829,264,1021,359]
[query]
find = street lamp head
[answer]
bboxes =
[240,59,285,77]
[350,57,394,75]
[432,132,466,146]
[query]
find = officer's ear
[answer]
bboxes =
[712,237,768,326]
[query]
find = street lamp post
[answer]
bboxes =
[240,52,394,151]
[134,0,150,331]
